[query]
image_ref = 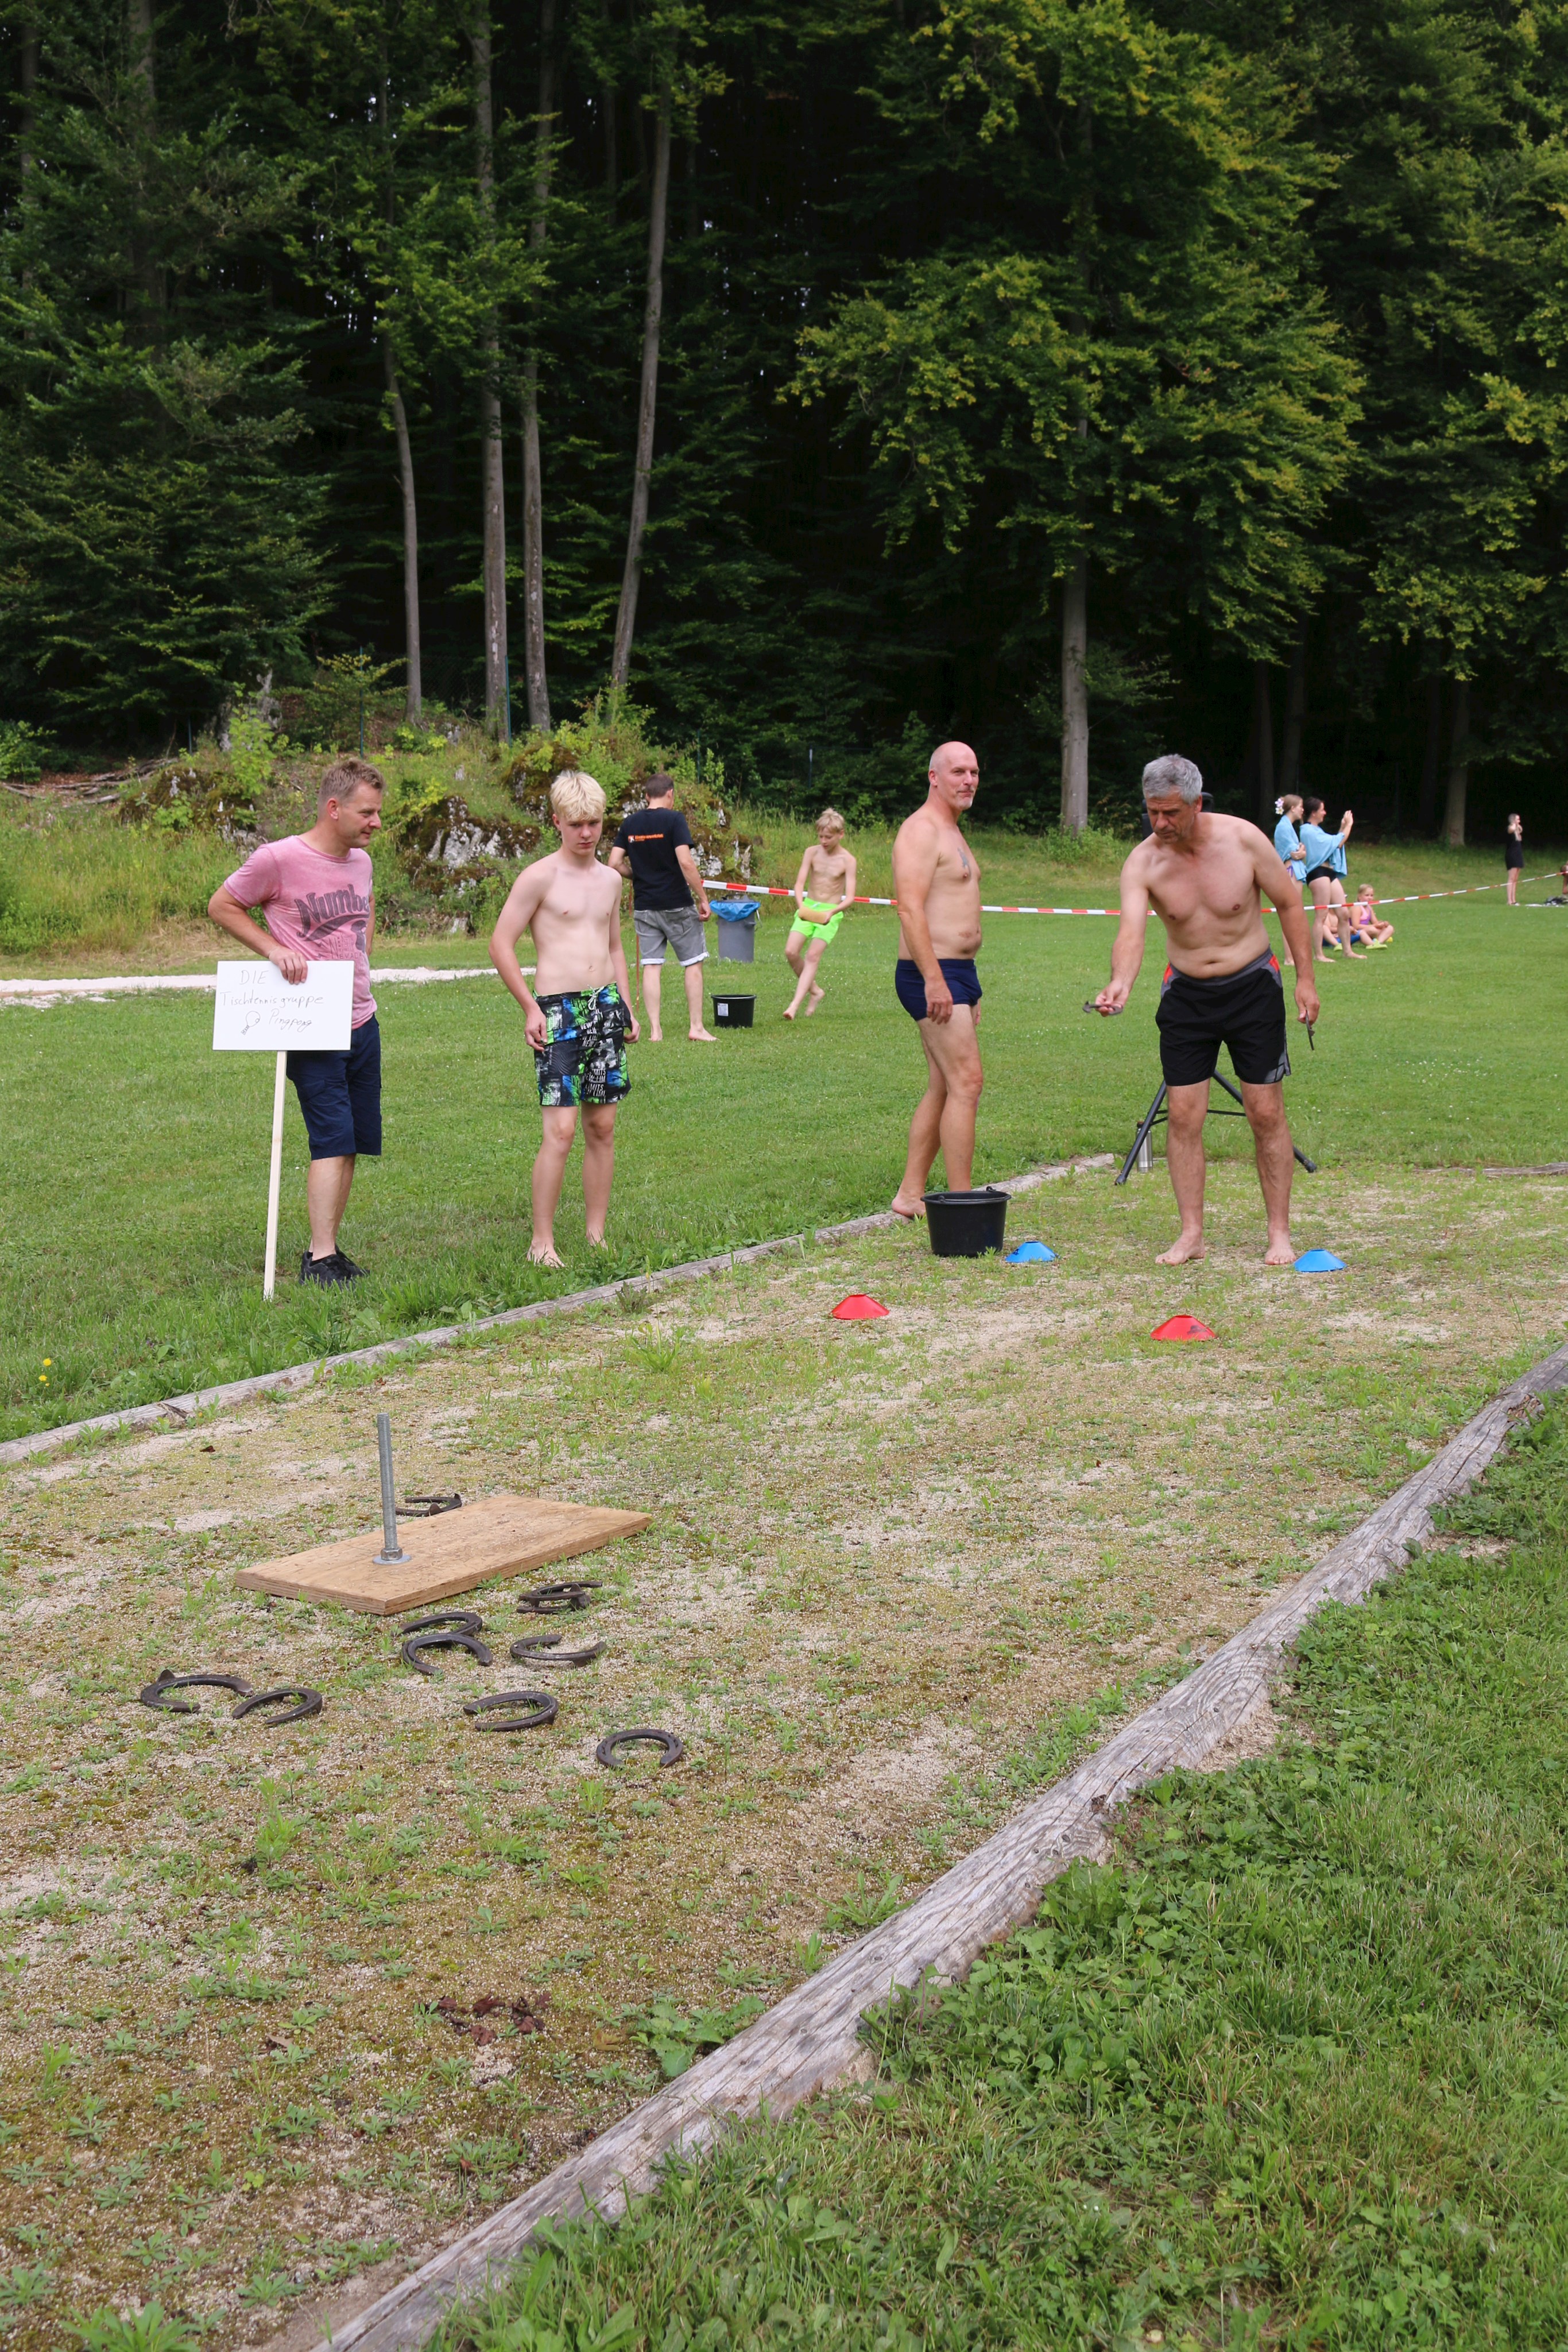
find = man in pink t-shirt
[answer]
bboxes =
[209,756,385,1287]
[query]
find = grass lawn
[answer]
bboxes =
[3,839,1566,1441]
[2,1165,1567,2347]
[442,1396,1568,2352]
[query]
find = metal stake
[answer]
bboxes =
[373,1413,408,1564]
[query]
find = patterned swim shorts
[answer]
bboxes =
[533,987,631,1109]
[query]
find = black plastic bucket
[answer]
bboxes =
[711,992,756,1028]
[924,1186,1009,1258]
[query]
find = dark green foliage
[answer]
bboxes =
[0,7,324,737]
[442,1402,1568,2350]
[2,1,1566,827]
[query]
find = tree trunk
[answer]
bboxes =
[631,86,649,196]
[382,336,423,722]
[1278,621,1307,798]
[129,0,154,98]
[520,0,557,732]
[1418,667,1442,834]
[471,5,509,731]
[18,14,37,177]
[18,11,37,311]
[1058,100,1092,837]
[1442,679,1470,848]
[1250,660,1275,824]
[380,51,421,725]
[610,84,671,690]
[127,0,166,330]
[1059,555,1089,833]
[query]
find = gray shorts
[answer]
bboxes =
[633,906,707,966]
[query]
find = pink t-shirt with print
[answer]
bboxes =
[223,837,376,1028]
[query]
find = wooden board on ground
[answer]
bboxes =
[235,1493,651,1614]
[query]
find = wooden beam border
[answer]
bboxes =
[312,1336,1568,2352]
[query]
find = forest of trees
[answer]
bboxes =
[1,0,1565,835]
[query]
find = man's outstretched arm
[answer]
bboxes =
[1094,859,1151,1013]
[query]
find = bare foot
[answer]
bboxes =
[688,1026,717,1043]
[1155,1235,1207,1265]
[783,1004,799,1021]
[803,985,824,1016]
[889,1195,923,1222]
[1263,1236,1295,1266]
[647,1030,664,1043]
[528,1240,564,1268]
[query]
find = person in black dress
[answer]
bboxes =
[1505,814,1524,905]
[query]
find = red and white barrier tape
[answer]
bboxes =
[707,872,1558,917]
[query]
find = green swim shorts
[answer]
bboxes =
[791,899,843,945]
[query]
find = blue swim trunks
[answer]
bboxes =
[287,1015,382,1160]
[894,958,982,1022]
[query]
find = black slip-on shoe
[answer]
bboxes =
[300,1250,352,1289]
[333,1251,367,1281]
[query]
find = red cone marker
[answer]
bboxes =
[831,1294,890,1321]
[1151,1314,1215,1343]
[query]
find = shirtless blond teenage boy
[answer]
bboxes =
[784,808,857,1020]
[1093,754,1317,1266]
[490,770,640,1268]
[889,742,984,1219]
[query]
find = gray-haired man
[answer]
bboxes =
[1093,755,1317,1266]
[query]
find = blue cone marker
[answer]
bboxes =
[1294,1247,1345,1273]
[1005,1240,1056,1264]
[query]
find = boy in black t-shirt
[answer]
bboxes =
[607,774,715,1043]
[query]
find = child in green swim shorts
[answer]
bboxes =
[784,808,857,1020]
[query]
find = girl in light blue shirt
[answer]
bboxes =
[1272,794,1307,881]
[1299,796,1360,958]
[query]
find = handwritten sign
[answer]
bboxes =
[212,960,353,1053]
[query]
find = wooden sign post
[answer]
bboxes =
[212,961,354,1299]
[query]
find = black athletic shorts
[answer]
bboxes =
[1156,951,1290,1089]
[1303,864,1338,887]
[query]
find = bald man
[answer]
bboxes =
[890,742,985,1217]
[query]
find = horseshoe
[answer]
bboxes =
[401,1630,493,1676]
[397,1609,483,1638]
[138,1671,254,1716]
[595,1727,684,1770]
[233,1685,323,1726]
[398,1493,463,1518]
[510,1635,605,1668]
[514,1587,593,1617]
[463,1690,558,1733]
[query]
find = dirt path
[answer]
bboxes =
[1,1163,1563,2345]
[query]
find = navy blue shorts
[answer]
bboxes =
[287,1015,382,1160]
[895,958,982,1022]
